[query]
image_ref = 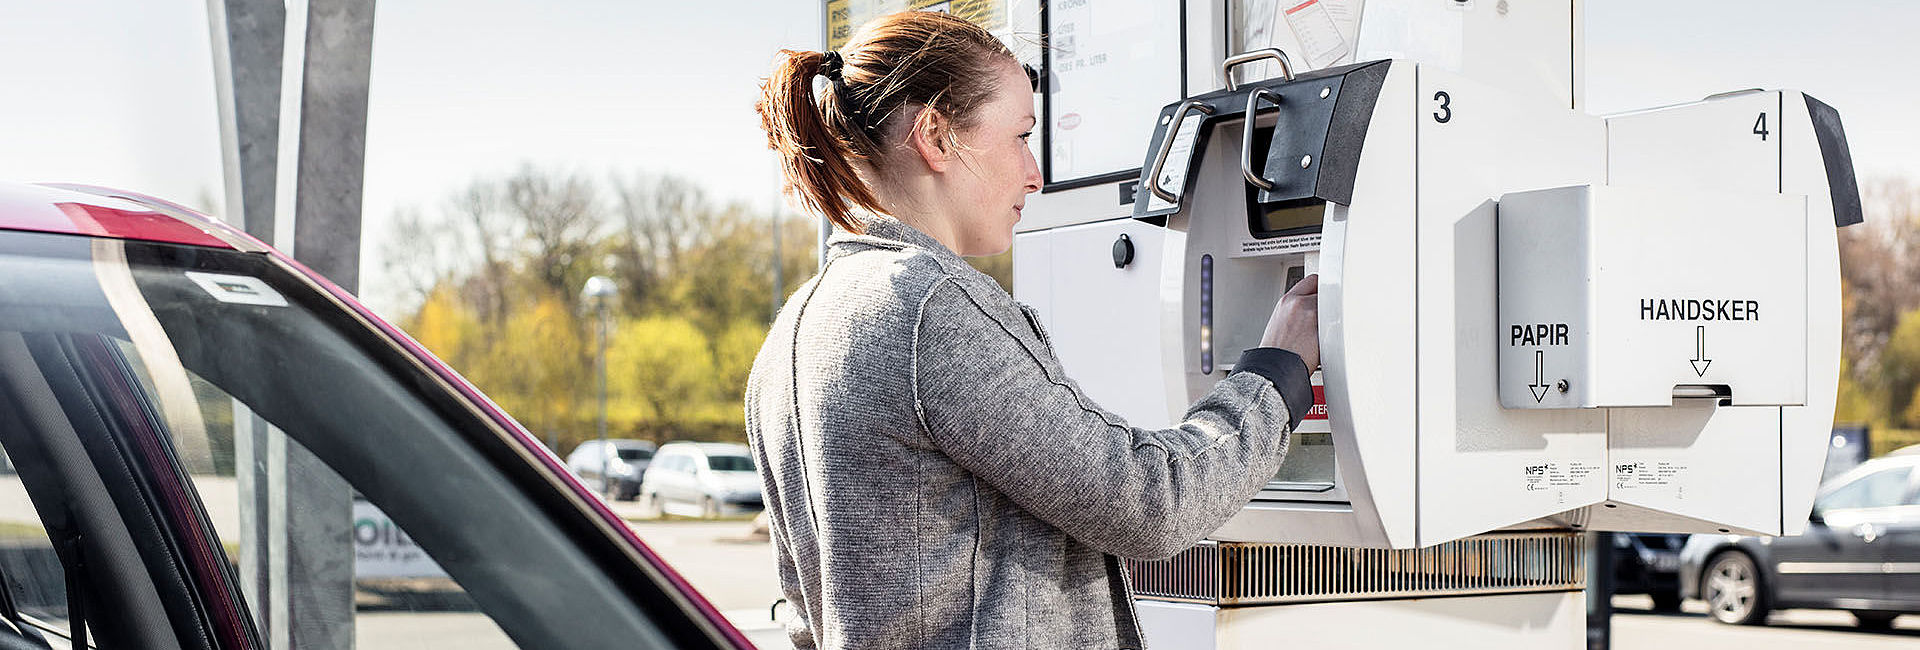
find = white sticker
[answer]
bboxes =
[1233,233,1322,258]
[1523,461,1601,494]
[186,272,288,307]
[1144,112,1210,214]
[1613,461,1688,492]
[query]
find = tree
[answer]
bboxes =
[503,166,603,308]
[712,319,768,404]
[608,316,715,444]
[1882,308,1920,428]
[1840,178,1920,375]
[467,297,591,445]
[385,166,822,447]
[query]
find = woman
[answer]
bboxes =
[748,12,1319,649]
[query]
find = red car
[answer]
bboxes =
[0,181,754,649]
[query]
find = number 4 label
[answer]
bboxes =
[1753,113,1770,141]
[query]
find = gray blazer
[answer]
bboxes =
[744,216,1309,649]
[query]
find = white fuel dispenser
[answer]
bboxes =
[986,0,1863,647]
[1133,60,1858,548]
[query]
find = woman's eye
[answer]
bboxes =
[1018,131,1033,142]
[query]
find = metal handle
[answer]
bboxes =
[1241,88,1283,192]
[1222,48,1296,91]
[1145,100,1217,205]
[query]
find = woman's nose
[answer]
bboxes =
[1022,150,1042,193]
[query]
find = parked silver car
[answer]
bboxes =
[566,439,657,501]
[1681,446,1920,629]
[638,443,763,519]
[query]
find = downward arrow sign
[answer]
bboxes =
[1528,350,1550,403]
[1690,326,1712,377]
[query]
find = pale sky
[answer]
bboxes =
[2,1,1917,316]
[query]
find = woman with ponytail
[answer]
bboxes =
[747,11,1320,649]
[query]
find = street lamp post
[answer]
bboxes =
[582,275,617,495]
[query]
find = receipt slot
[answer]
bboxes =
[1129,62,1859,547]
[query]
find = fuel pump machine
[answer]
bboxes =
[1001,0,1861,647]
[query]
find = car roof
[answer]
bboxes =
[1822,451,1920,491]
[0,181,257,250]
[658,442,750,456]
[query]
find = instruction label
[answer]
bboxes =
[1232,233,1320,258]
[1508,323,1569,347]
[1284,0,1350,68]
[1639,298,1760,321]
[1144,112,1209,214]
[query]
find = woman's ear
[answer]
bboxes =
[907,107,953,173]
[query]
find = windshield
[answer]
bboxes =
[706,456,754,472]
[0,230,693,648]
[617,448,653,461]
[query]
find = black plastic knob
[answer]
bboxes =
[1112,234,1135,268]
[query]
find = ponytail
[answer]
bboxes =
[757,12,1018,233]
[758,49,883,234]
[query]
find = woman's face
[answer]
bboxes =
[944,60,1042,257]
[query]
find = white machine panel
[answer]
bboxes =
[1497,185,1808,409]
[1013,219,1174,428]
[1410,69,1609,545]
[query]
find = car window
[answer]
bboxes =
[0,443,74,633]
[1819,466,1913,511]
[0,231,702,649]
[617,449,651,461]
[706,456,754,472]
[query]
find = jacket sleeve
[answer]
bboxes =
[911,277,1311,560]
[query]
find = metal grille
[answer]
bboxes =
[1127,531,1586,606]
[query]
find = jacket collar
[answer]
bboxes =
[826,214,971,272]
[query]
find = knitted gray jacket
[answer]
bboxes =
[744,216,1310,649]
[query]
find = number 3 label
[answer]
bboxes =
[1433,91,1452,123]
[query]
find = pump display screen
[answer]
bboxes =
[1251,201,1327,238]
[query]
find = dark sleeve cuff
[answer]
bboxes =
[1230,348,1314,430]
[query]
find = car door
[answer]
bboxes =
[1876,470,1920,608]
[675,454,706,508]
[0,228,750,649]
[1772,465,1911,607]
[660,455,693,508]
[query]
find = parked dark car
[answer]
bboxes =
[1613,533,1687,611]
[1681,446,1920,629]
[0,182,752,648]
[567,439,658,500]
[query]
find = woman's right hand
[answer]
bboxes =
[1259,274,1320,371]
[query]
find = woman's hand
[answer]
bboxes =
[1259,274,1320,371]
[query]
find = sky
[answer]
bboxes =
[2,1,1917,316]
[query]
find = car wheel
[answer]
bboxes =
[701,496,720,519]
[1649,589,1683,613]
[642,492,664,519]
[1852,610,1898,631]
[1703,551,1769,625]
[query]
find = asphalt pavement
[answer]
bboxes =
[5,477,1914,648]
